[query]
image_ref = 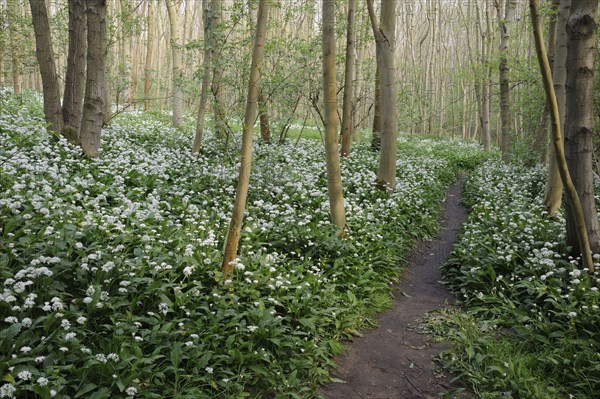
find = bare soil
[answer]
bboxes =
[319,177,472,399]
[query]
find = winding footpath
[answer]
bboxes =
[320,177,472,399]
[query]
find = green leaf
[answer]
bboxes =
[74,383,98,398]
[89,387,112,399]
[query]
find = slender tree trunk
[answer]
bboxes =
[371,65,381,150]
[258,93,271,142]
[192,0,212,155]
[144,0,154,111]
[340,0,356,157]
[8,0,22,96]
[322,0,347,230]
[222,0,269,278]
[496,0,517,161]
[166,0,184,127]
[211,0,227,140]
[28,0,63,133]
[62,0,86,137]
[545,0,567,216]
[479,2,492,151]
[352,13,365,142]
[530,0,595,272]
[564,0,600,256]
[368,0,397,190]
[80,0,106,158]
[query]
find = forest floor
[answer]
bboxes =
[319,176,473,399]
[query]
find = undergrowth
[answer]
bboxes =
[438,161,600,399]
[0,91,489,398]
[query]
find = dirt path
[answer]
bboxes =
[319,177,471,399]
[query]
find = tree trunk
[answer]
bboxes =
[530,0,595,272]
[340,0,356,157]
[62,0,87,137]
[258,93,271,142]
[545,0,568,216]
[144,0,154,111]
[166,0,184,127]
[28,0,63,133]
[368,0,397,190]
[192,0,212,155]
[564,0,600,256]
[80,0,106,158]
[222,0,269,278]
[322,0,347,230]
[371,65,381,150]
[496,0,517,161]
[8,0,22,96]
[211,0,227,140]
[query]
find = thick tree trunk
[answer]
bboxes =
[222,0,269,278]
[144,0,154,112]
[29,0,63,133]
[368,0,397,190]
[79,0,106,158]
[564,0,600,255]
[192,0,212,155]
[545,0,568,216]
[62,0,86,137]
[322,0,347,230]
[166,0,184,127]
[340,0,356,157]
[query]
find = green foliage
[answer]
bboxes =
[438,160,600,398]
[0,94,487,398]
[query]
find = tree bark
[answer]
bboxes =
[530,0,595,272]
[28,0,63,133]
[545,0,568,216]
[166,0,184,127]
[62,0,87,137]
[371,65,381,150]
[564,0,600,256]
[192,0,212,155]
[340,0,356,157]
[80,0,106,158]
[368,0,397,190]
[258,93,271,142]
[322,0,347,230]
[496,0,517,161]
[210,0,227,140]
[144,0,154,112]
[8,0,22,96]
[222,0,269,278]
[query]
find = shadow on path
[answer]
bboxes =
[319,176,472,399]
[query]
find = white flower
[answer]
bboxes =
[17,370,32,381]
[126,387,137,396]
[20,346,31,354]
[37,377,49,386]
[247,325,259,333]
[0,383,16,398]
[77,316,87,324]
[35,356,46,363]
[205,367,214,374]
[61,319,71,330]
[568,311,577,318]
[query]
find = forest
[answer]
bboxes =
[1,0,600,398]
